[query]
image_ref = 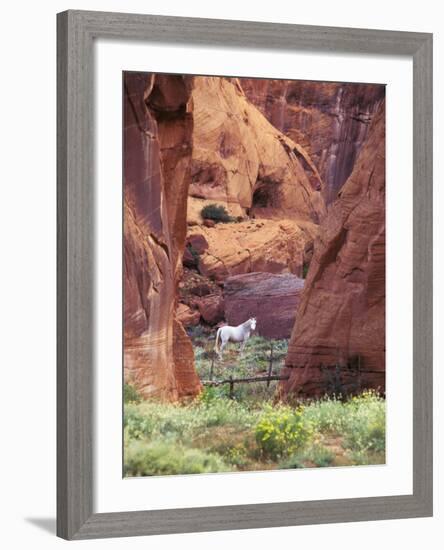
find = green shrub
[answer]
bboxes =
[199,385,230,403]
[279,444,334,469]
[197,398,256,428]
[255,405,313,459]
[301,396,348,433]
[222,444,249,468]
[124,402,200,440]
[346,450,372,466]
[124,404,158,439]
[341,391,386,453]
[124,439,231,476]
[278,454,305,469]
[124,398,257,442]
[124,383,142,404]
[201,204,232,223]
[300,390,385,454]
[308,444,335,467]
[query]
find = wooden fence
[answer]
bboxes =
[202,341,290,398]
[202,374,289,399]
[203,340,370,399]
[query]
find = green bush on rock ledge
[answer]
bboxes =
[201,203,233,223]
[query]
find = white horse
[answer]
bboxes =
[214,318,257,358]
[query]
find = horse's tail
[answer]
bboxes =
[214,327,221,353]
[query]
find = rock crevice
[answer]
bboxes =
[240,78,385,204]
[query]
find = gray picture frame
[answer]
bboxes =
[57,9,433,540]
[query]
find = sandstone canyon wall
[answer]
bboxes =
[174,77,334,339]
[188,77,326,224]
[187,218,317,283]
[124,73,201,400]
[182,77,324,294]
[279,101,386,398]
[124,72,386,401]
[240,79,385,204]
[224,272,305,339]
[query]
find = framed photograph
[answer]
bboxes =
[57,10,433,540]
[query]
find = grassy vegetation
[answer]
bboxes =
[190,330,289,404]
[301,391,386,456]
[124,384,385,476]
[124,332,385,476]
[124,382,142,404]
[279,443,335,469]
[125,439,230,476]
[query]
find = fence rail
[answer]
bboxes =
[202,374,289,399]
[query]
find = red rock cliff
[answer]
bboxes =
[183,77,325,289]
[240,79,385,204]
[279,101,386,398]
[187,77,326,224]
[124,73,201,400]
[224,272,305,339]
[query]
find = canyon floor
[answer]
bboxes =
[124,331,385,476]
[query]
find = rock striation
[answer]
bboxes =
[240,78,385,204]
[279,102,386,398]
[187,218,318,283]
[123,73,201,400]
[176,303,201,327]
[224,272,305,339]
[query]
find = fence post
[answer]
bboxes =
[209,355,215,381]
[229,375,234,399]
[267,342,274,387]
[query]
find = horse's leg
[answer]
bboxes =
[219,336,227,358]
[239,339,246,353]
